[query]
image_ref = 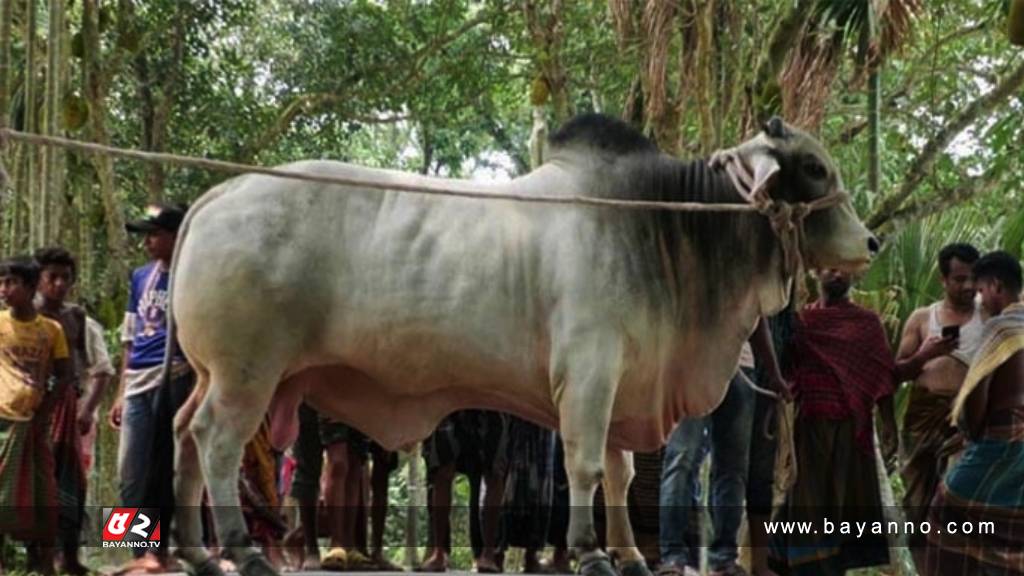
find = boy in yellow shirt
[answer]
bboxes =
[0,256,73,575]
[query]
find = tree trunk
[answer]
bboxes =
[694,0,716,155]
[528,106,547,170]
[404,445,422,568]
[638,0,681,152]
[40,0,64,245]
[0,0,11,128]
[867,69,881,197]
[133,4,185,202]
[0,0,14,250]
[751,0,814,121]
[82,0,129,296]
[23,0,38,251]
[522,0,572,124]
[1010,0,1024,46]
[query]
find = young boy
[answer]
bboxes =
[34,247,94,575]
[0,256,73,575]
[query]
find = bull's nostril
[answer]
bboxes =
[867,236,881,254]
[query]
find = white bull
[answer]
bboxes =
[168,114,875,576]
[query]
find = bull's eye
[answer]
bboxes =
[802,161,828,181]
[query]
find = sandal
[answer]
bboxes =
[345,550,380,571]
[322,548,349,571]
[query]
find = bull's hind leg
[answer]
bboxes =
[603,448,651,576]
[172,369,223,576]
[191,366,280,576]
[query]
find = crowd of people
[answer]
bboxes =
[1,202,1023,576]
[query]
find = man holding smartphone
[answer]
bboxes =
[893,243,987,569]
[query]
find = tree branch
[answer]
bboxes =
[877,164,1009,235]
[483,117,529,176]
[237,8,497,161]
[236,92,345,161]
[866,58,1024,230]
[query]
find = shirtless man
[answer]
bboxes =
[893,243,986,561]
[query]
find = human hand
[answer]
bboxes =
[108,399,123,430]
[77,409,96,435]
[919,335,957,361]
[766,373,794,402]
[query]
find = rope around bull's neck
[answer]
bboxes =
[0,127,845,279]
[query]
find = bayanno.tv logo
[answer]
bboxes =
[101,508,161,548]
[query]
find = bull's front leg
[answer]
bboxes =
[603,448,652,576]
[557,349,621,576]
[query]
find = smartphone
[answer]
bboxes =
[942,325,960,340]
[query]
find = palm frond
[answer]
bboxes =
[877,0,923,55]
[999,205,1024,258]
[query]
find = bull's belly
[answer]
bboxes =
[279,361,672,453]
[272,347,559,451]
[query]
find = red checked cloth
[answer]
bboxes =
[790,299,896,454]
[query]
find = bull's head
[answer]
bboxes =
[713,117,878,272]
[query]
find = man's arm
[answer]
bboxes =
[78,372,110,434]
[51,356,75,396]
[749,316,792,401]
[962,377,990,439]
[107,343,131,429]
[78,319,115,433]
[893,308,955,382]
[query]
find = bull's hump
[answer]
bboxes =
[548,113,657,156]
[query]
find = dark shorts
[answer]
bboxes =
[318,415,370,460]
[289,404,396,501]
[423,410,509,481]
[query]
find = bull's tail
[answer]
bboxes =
[159,178,240,391]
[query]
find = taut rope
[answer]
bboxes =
[0,127,847,281]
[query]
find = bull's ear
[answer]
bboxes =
[719,145,781,203]
[745,148,781,202]
[763,117,788,139]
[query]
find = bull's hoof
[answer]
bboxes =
[237,553,279,576]
[579,555,617,576]
[618,561,653,576]
[186,557,226,576]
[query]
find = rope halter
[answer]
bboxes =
[709,146,850,279]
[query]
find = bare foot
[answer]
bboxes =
[302,556,323,571]
[416,551,448,573]
[157,554,183,573]
[111,555,162,576]
[539,551,572,574]
[264,545,288,571]
[282,527,306,570]
[474,556,501,574]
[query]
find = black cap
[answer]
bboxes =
[125,203,186,234]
